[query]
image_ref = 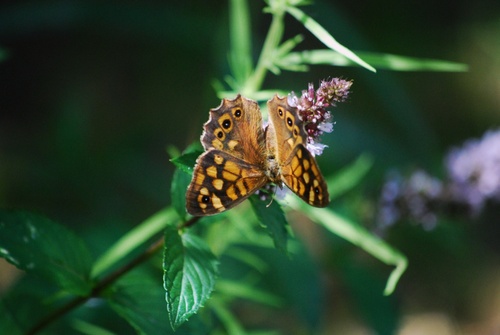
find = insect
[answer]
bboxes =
[186,94,329,216]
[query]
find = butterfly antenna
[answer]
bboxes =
[265,185,278,208]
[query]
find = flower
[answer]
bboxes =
[255,184,277,202]
[376,128,500,233]
[445,128,500,214]
[376,170,443,232]
[289,78,353,155]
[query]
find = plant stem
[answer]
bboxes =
[25,234,166,334]
[243,7,285,94]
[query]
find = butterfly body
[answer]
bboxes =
[186,95,329,216]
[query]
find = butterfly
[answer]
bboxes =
[185,94,329,216]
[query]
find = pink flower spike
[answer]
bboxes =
[306,142,328,156]
[291,77,352,155]
[318,122,334,133]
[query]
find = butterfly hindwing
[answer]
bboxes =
[267,95,330,207]
[280,144,329,207]
[186,150,268,216]
[186,94,330,216]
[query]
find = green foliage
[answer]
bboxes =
[0,0,470,334]
[91,207,176,278]
[171,168,193,220]
[163,225,219,330]
[108,272,175,335]
[249,195,289,254]
[0,301,22,335]
[0,210,93,295]
[169,145,202,175]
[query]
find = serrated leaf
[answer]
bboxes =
[163,225,219,330]
[170,143,203,175]
[108,272,175,335]
[0,210,92,295]
[171,168,192,219]
[1,274,60,334]
[249,195,289,254]
[170,151,201,174]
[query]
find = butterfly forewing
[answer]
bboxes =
[186,94,330,216]
[280,144,329,207]
[186,150,268,216]
[201,95,266,164]
[267,95,330,207]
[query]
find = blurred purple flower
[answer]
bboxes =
[445,128,500,214]
[376,128,500,232]
[377,170,443,232]
[288,78,353,155]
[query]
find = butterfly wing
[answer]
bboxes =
[201,94,266,164]
[186,95,270,216]
[280,144,329,207]
[267,95,329,207]
[186,150,268,216]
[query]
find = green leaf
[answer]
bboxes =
[170,151,202,174]
[228,0,253,86]
[338,259,399,334]
[280,49,468,72]
[171,142,206,176]
[0,301,22,335]
[163,225,219,330]
[216,89,289,102]
[285,200,407,295]
[92,207,176,278]
[327,154,374,200]
[249,196,289,254]
[209,299,247,335]
[71,319,115,335]
[108,271,175,335]
[171,168,192,219]
[0,210,92,295]
[237,241,322,330]
[216,279,283,307]
[352,51,468,72]
[285,6,376,72]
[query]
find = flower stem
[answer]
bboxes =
[243,7,285,94]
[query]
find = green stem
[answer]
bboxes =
[25,236,165,335]
[287,197,407,295]
[243,7,285,94]
[25,212,198,334]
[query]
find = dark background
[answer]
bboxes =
[1,1,499,334]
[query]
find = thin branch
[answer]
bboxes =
[25,233,167,335]
[177,216,201,230]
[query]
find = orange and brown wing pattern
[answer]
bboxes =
[267,95,329,207]
[266,95,307,156]
[201,94,266,165]
[280,145,329,207]
[186,150,268,216]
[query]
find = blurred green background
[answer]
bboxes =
[1,0,499,334]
